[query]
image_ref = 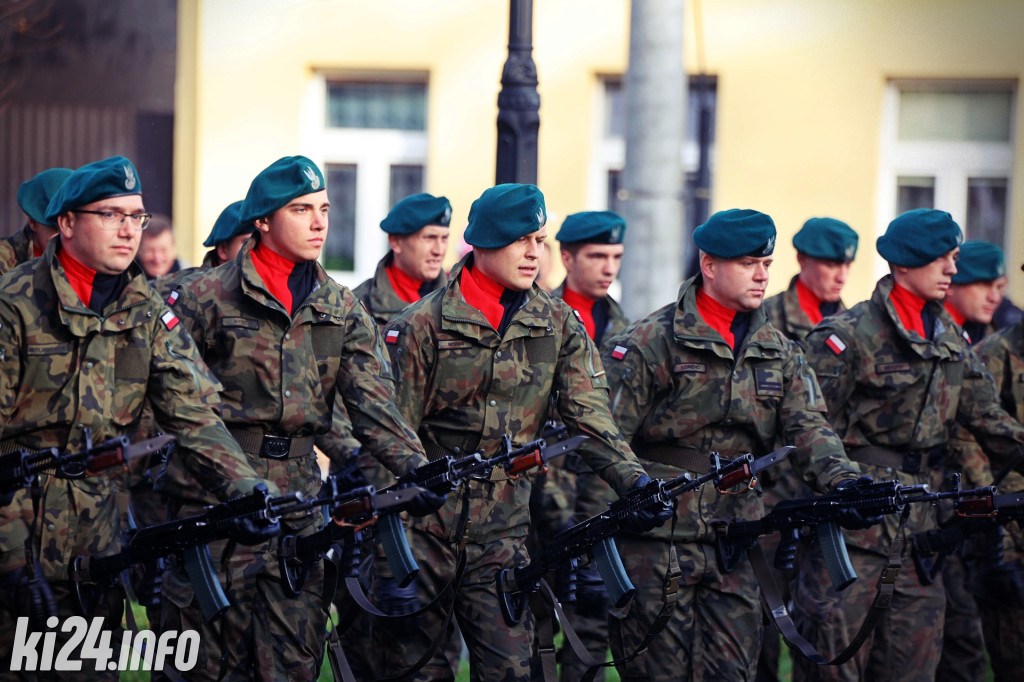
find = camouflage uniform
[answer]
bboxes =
[601,275,859,682]
[950,319,1024,681]
[377,253,647,682]
[762,274,847,342]
[545,280,629,682]
[791,275,1024,682]
[0,238,265,681]
[0,225,35,276]
[352,250,447,326]
[162,235,427,681]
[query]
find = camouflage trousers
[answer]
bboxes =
[159,538,327,682]
[790,543,945,682]
[935,554,985,682]
[374,528,535,682]
[609,535,762,682]
[556,595,611,682]
[978,597,1024,681]
[0,579,122,681]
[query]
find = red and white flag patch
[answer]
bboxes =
[161,310,180,330]
[385,329,401,344]
[166,290,179,305]
[825,334,846,355]
[611,345,629,360]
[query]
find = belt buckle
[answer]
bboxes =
[901,451,922,475]
[261,435,290,459]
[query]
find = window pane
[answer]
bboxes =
[327,82,427,130]
[389,165,424,207]
[899,90,1013,143]
[604,77,717,144]
[324,164,357,271]
[897,176,935,214]
[966,177,1008,245]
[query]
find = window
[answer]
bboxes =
[878,81,1016,275]
[304,73,429,287]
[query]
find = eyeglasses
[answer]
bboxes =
[71,209,153,230]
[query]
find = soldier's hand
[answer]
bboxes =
[402,487,447,517]
[227,514,281,545]
[622,475,675,533]
[834,476,884,530]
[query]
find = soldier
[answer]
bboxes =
[353,192,451,326]
[161,155,442,680]
[376,183,669,682]
[0,167,72,275]
[137,214,185,280]
[544,210,630,682]
[601,208,866,682]
[757,215,859,682]
[937,240,1007,682]
[943,240,1007,345]
[791,209,1024,682]
[762,216,858,341]
[0,156,272,681]
[953,272,1024,681]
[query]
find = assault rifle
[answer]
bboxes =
[497,446,795,626]
[714,477,995,591]
[278,479,425,597]
[71,483,304,621]
[378,424,587,586]
[910,487,1024,586]
[0,431,175,495]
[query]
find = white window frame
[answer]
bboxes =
[303,71,429,288]
[875,80,1016,279]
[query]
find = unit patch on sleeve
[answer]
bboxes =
[825,334,846,355]
[611,345,629,360]
[385,329,400,344]
[161,310,180,330]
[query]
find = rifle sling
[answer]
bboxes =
[751,504,911,666]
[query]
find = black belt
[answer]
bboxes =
[228,429,316,460]
[849,445,945,475]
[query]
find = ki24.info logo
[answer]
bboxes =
[11,616,199,673]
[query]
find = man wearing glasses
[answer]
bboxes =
[0,156,274,681]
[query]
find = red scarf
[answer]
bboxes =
[796,278,825,327]
[460,264,505,331]
[251,241,298,313]
[57,246,97,308]
[890,281,927,339]
[33,243,44,258]
[696,287,738,348]
[944,300,966,327]
[561,286,597,340]
[386,262,423,304]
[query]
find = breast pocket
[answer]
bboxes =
[111,344,151,425]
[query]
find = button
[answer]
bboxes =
[285,333,291,340]
[85,362,94,369]
[496,351,502,358]
[284,390,292,398]
[453,447,461,454]
[489,400,497,406]
[886,467,893,474]
[46,523,55,532]
[118,319,125,325]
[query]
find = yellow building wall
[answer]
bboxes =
[178,0,1024,307]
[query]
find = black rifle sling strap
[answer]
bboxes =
[752,504,912,666]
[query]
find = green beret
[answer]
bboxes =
[464,184,547,248]
[18,168,73,227]
[239,155,326,224]
[793,217,858,262]
[693,209,776,258]
[203,200,254,247]
[951,240,1005,284]
[556,210,627,245]
[876,209,963,267]
[380,193,452,235]
[44,156,142,223]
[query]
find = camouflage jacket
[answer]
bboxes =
[762,274,848,342]
[602,275,859,543]
[804,275,1024,554]
[382,253,647,542]
[0,224,34,277]
[151,249,219,300]
[551,280,630,346]
[168,236,426,509]
[0,238,265,579]
[352,250,448,328]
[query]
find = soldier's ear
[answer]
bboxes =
[254,217,270,233]
[56,212,75,239]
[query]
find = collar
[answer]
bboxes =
[889,280,928,339]
[795,277,825,327]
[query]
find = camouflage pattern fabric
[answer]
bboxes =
[0,224,33,276]
[949,319,1024,680]
[600,275,859,681]
[379,253,647,680]
[791,275,1024,681]
[550,281,630,347]
[161,234,426,680]
[352,250,447,327]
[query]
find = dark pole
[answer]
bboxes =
[495,0,539,185]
